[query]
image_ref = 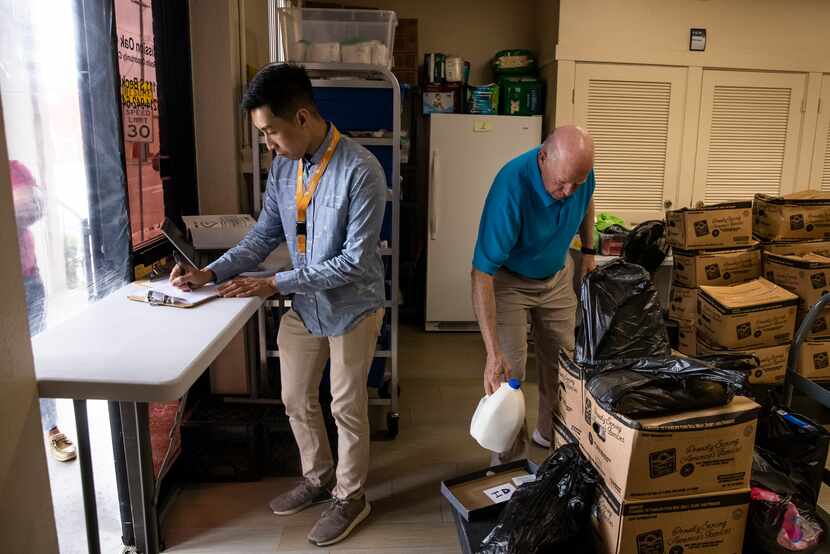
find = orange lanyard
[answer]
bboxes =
[295,126,341,254]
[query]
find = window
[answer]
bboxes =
[1,0,129,332]
[115,0,165,248]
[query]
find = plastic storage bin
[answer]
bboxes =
[279,7,398,68]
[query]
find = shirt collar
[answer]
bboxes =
[529,148,556,208]
[303,122,333,166]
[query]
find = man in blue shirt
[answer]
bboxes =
[471,126,596,463]
[170,64,385,547]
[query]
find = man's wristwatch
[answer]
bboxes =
[580,246,597,255]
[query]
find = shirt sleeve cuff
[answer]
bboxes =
[472,256,500,276]
[275,269,301,295]
[205,259,234,284]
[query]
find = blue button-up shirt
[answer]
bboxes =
[207,124,387,336]
[473,147,595,279]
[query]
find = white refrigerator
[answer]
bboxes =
[425,113,543,331]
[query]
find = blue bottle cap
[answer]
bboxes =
[508,378,521,390]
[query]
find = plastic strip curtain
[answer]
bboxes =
[1,0,130,336]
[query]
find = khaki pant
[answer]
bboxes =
[277,308,384,500]
[493,258,577,464]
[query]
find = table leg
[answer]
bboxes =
[108,401,135,547]
[120,402,159,554]
[73,399,101,554]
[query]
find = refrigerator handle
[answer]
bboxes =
[429,149,439,240]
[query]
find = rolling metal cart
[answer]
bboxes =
[784,293,830,552]
[248,8,402,436]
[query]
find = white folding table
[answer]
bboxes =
[32,282,262,554]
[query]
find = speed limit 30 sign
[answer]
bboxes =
[124,108,153,143]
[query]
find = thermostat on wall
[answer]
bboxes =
[690,28,706,51]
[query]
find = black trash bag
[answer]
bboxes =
[622,219,670,273]
[584,356,748,418]
[478,444,597,554]
[602,223,629,236]
[747,447,826,554]
[575,259,670,364]
[695,352,760,374]
[757,403,830,505]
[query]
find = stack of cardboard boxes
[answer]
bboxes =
[663,191,830,383]
[554,356,758,554]
[543,192,830,553]
[754,191,830,382]
[665,202,759,354]
[665,201,801,385]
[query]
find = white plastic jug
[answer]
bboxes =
[470,379,526,453]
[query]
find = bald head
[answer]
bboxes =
[538,125,594,200]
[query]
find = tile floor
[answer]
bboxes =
[162,324,547,553]
[46,323,830,553]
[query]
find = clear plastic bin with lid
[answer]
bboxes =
[278,7,398,68]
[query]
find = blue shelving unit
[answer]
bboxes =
[250,63,401,439]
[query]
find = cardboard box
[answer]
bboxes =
[210,329,251,395]
[672,244,761,287]
[440,459,539,522]
[698,278,798,349]
[556,355,586,444]
[668,285,697,325]
[764,252,830,338]
[797,338,830,381]
[666,201,753,249]
[676,321,698,356]
[798,306,830,339]
[696,339,790,384]
[552,415,580,450]
[582,393,759,502]
[754,191,830,241]
[762,238,830,258]
[592,483,749,554]
[764,252,830,306]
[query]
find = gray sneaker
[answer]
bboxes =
[269,479,333,516]
[307,495,371,547]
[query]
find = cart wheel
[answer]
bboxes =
[386,412,400,439]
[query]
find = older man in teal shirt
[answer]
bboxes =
[471,125,596,463]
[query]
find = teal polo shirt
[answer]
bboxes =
[472,147,595,279]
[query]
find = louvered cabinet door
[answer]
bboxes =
[693,70,807,204]
[810,74,830,192]
[574,63,687,225]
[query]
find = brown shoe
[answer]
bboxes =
[269,479,333,516]
[307,495,371,547]
[48,433,77,462]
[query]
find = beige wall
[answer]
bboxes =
[244,0,270,76]
[558,0,830,72]
[535,0,559,135]
[333,0,537,84]
[190,0,243,214]
[0,98,59,553]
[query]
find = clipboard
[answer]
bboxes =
[127,280,221,309]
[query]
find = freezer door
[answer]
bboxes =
[426,114,542,329]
